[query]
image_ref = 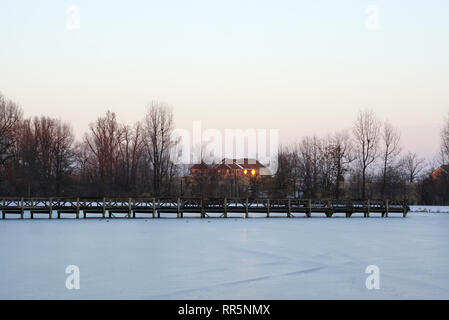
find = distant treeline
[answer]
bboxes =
[1,92,448,204]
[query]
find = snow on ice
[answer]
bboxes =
[0,208,448,299]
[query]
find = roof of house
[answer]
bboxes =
[440,165,449,174]
[433,165,449,175]
[215,162,243,170]
[190,162,210,170]
[431,165,449,179]
[190,158,268,174]
[219,158,264,170]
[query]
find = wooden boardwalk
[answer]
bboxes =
[0,198,410,219]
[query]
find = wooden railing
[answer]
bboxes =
[0,197,410,219]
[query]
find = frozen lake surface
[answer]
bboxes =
[1,209,448,299]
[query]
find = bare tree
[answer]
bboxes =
[74,141,94,190]
[402,152,426,183]
[48,119,75,194]
[380,121,401,198]
[84,111,125,195]
[118,122,145,193]
[353,110,381,199]
[0,93,23,172]
[143,101,176,196]
[326,131,354,199]
[273,145,297,198]
[11,116,75,195]
[441,112,449,163]
[296,136,323,198]
[11,118,38,196]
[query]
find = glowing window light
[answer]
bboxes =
[251,169,256,175]
[244,169,248,175]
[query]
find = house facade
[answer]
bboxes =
[432,165,449,181]
[189,158,268,176]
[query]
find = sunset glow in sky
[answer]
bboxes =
[1,0,448,158]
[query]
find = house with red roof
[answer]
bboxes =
[189,158,270,176]
[432,165,449,181]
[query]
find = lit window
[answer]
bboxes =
[251,169,256,175]
[244,169,248,175]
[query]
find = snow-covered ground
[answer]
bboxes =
[0,208,448,300]
[410,205,449,213]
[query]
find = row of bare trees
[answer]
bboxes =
[0,93,178,197]
[78,102,180,197]
[0,108,76,195]
[0,92,447,203]
[273,110,428,201]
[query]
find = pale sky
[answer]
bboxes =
[1,0,448,158]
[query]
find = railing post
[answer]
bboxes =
[200,199,205,218]
[129,198,133,218]
[223,198,227,218]
[287,199,291,218]
[403,201,408,218]
[76,198,80,219]
[385,199,389,218]
[103,197,106,219]
[49,198,53,219]
[366,200,370,218]
[177,198,181,218]
[266,199,270,218]
[30,199,34,219]
[21,197,24,219]
[152,198,156,218]
[180,198,183,218]
[245,198,249,219]
[326,200,332,218]
[307,199,311,218]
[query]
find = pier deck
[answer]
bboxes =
[0,198,410,219]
